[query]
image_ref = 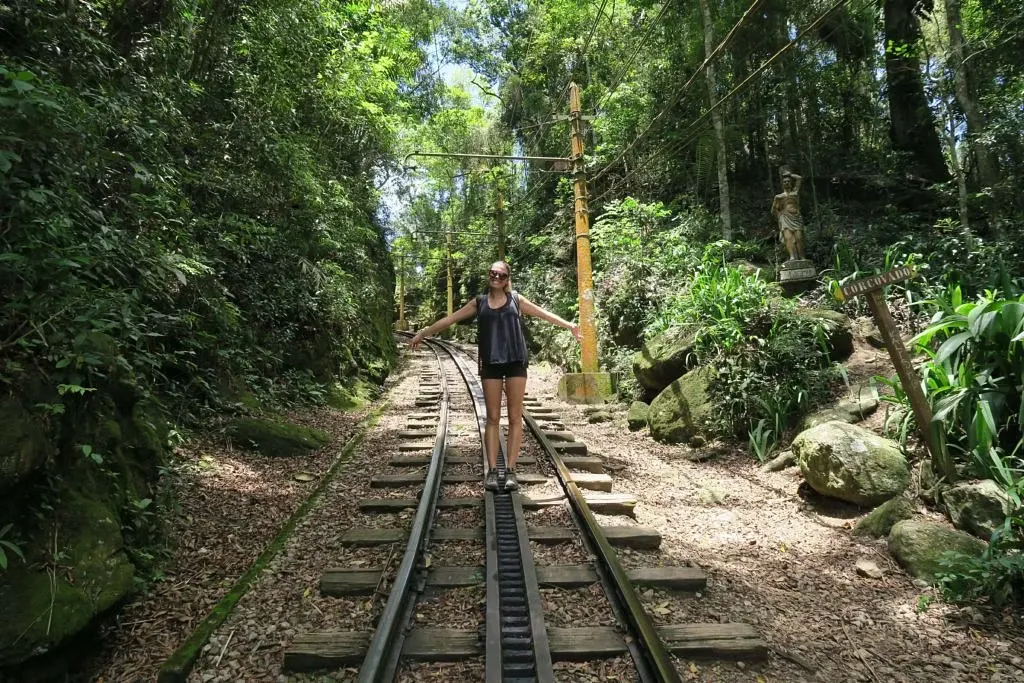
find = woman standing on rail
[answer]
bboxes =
[409,261,581,491]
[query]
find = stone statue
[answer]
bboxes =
[771,168,805,261]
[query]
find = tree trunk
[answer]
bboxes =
[699,0,732,239]
[944,0,999,189]
[883,0,949,182]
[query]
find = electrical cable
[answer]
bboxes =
[581,0,610,58]
[589,0,863,204]
[595,0,676,112]
[590,0,769,184]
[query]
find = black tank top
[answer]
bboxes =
[476,291,529,365]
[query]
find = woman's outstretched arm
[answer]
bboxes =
[409,299,478,348]
[517,295,582,343]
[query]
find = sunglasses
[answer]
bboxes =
[488,270,509,281]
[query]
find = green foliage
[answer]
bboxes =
[1,0,435,585]
[0,523,26,571]
[937,480,1024,606]
[748,418,779,464]
[910,287,1024,486]
[650,245,836,437]
[900,285,1024,606]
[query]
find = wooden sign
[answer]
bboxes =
[834,264,953,480]
[836,265,916,301]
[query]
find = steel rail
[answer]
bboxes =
[356,340,450,683]
[430,337,554,683]
[523,411,684,683]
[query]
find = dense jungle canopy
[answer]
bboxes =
[1,0,1023,673]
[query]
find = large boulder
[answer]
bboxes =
[794,421,909,506]
[626,401,649,431]
[0,482,135,666]
[0,397,52,491]
[796,308,854,361]
[632,330,696,394]
[648,367,714,444]
[232,417,330,456]
[887,519,986,582]
[853,496,916,538]
[942,480,1013,540]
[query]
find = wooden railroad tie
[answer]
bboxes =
[388,455,537,467]
[359,491,636,516]
[320,565,705,596]
[339,525,661,550]
[397,429,437,439]
[369,472,612,491]
[283,623,766,671]
[552,441,588,455]
[397,442,435,452]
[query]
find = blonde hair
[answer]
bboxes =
[491,261,512,294]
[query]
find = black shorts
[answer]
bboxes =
[479,361,529,380]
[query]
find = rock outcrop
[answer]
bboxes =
[648,367,713,444]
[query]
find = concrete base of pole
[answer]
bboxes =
[557,372,616,404]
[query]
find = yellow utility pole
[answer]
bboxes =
[495,185,507,262]
[397,255,406,330]
[569,82,598,374]
[445,228,454,317]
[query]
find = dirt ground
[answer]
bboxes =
[73,334,1024,683]
[525,356,1024,683]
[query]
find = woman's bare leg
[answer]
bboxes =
[504,376,527,470]
[483,378,503,470]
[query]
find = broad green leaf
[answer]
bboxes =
[934,331,971,365]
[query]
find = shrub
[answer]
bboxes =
[651,244,837,440]
[937,479,1024,606]
[909,286,1024,606]
[910,287,1024,486]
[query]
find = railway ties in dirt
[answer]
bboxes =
[284,337,767,681]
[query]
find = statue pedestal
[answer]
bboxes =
[778,259,817,296]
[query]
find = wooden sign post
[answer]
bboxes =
[836,266,954,481]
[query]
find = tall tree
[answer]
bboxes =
[944,0,999,190]
[700,0,733,239]
[883,0,950,181]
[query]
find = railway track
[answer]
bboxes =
[283,336,767,681]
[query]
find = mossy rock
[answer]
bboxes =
[0,396,52,491]
[795,308,854,361]
[801,389,880,430]
[794,421,909,506]
[626,401,649,431]
[647,367,714,444]
[853,496,916,538]
[326,378,377,411]
[0,481,135,667]
[632,330,697,394]
[942,480,1012,540]
[887,519,986,583]
[232,418,330,456]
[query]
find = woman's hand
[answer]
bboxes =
[570,324,582,344]
[409,332,424,349]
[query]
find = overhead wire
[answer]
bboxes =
[594,0,676,113]
[589,0,860,205]
[581,0,610,58]
[590,0,769,185]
